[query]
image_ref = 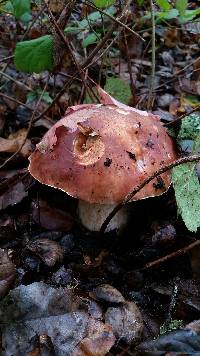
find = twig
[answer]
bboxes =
[85,0,144,42]
[147,0,156,110]
[153,56,200,93]
[100,153,200,233]
[45,1,88,83]
[33,0,133,123]
[0,70,32,91]
[165,105,200,127]
[141,239,200,270]
[123,29,136,104]
[0,92,54,124]
[0,55,14,63]
[0,82,49,170]
[21,3,46,41]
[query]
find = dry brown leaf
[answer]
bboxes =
[32,199,74,231]
[27,238,64,267]
[0,128,32,158]
[0,248,16,299]
[164,28,180,48]
[49,0,65,13]
[105,301,144,344]
[0,181,28,211]
[92,284,125,304]
[73,320,115,356]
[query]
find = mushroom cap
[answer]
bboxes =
[28,104,177,204]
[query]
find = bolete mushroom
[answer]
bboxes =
[28,88,177,232]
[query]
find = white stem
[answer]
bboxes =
[78,200,128,232]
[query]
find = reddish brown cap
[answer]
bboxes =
[28,102,177,204]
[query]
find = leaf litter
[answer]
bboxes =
[0,0,200,355]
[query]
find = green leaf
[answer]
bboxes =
[172,163,200,232]
[137,0,145,5]
[155,0,172,11]
[11,0,31,20]
[27,89,53,104]
[178,8,200,23]
[178,113,200,141]
[176,0,188,17]
[14,35,54,73]
[156,8,179,20]
[104,77,131,104]
[82,33,99,48]
[92,0,115,8]
[79,7,116,30]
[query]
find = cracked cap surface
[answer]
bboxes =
[28,104,177,204]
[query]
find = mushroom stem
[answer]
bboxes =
[78,200,128,232]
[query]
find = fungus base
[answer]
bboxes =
[78,200,128,232]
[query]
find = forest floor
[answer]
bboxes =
[0,1,200,355]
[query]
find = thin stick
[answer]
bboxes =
[0,82,49,169]
[147,0,156,110]
[100,153,200,233]
[0,70,32,91]
[165,105,200,127]
[33,0,133,123]
[141,239,200,270]
[85,0,144,42]
[0,92,54,124]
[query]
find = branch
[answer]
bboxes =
[32,0,134,123]
[165,105,200,127]
[85,0,144,42]
[100,153,200,233]
[0,82,49,169]
[147,0,156,110]
[141,239,200,270]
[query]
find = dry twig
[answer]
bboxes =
[141,239,200,270]
[0,83,49,169]
[147,0,156,110]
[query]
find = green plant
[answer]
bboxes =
[172,113,200,232]
[27,89,53,104]
[144,0,200,23]
[14,6,116,73]
[92,0,115,8]
[2,0,31,21]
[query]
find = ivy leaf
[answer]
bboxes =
[82,33,98,48]
[156,9,179,20]
[172,163,200,232]
[11,0,31,20]
[14,35,54,73]
[176,0,188,17]
[155,0,172,11]
[104,77,131,104]
[92,0,115,8]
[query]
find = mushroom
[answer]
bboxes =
[28,88,177,232]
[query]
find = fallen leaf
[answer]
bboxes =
[32,199,74,231]
[0,128,32,157]
[92,284,125,304]
[73,321,115,356]
[0,282,115,355]
[105,301,144,344]
[137,320,200,354]
[27,238,64,267]
[0,181,28,210]
[0,248,16,299]
[164,28,180,47]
